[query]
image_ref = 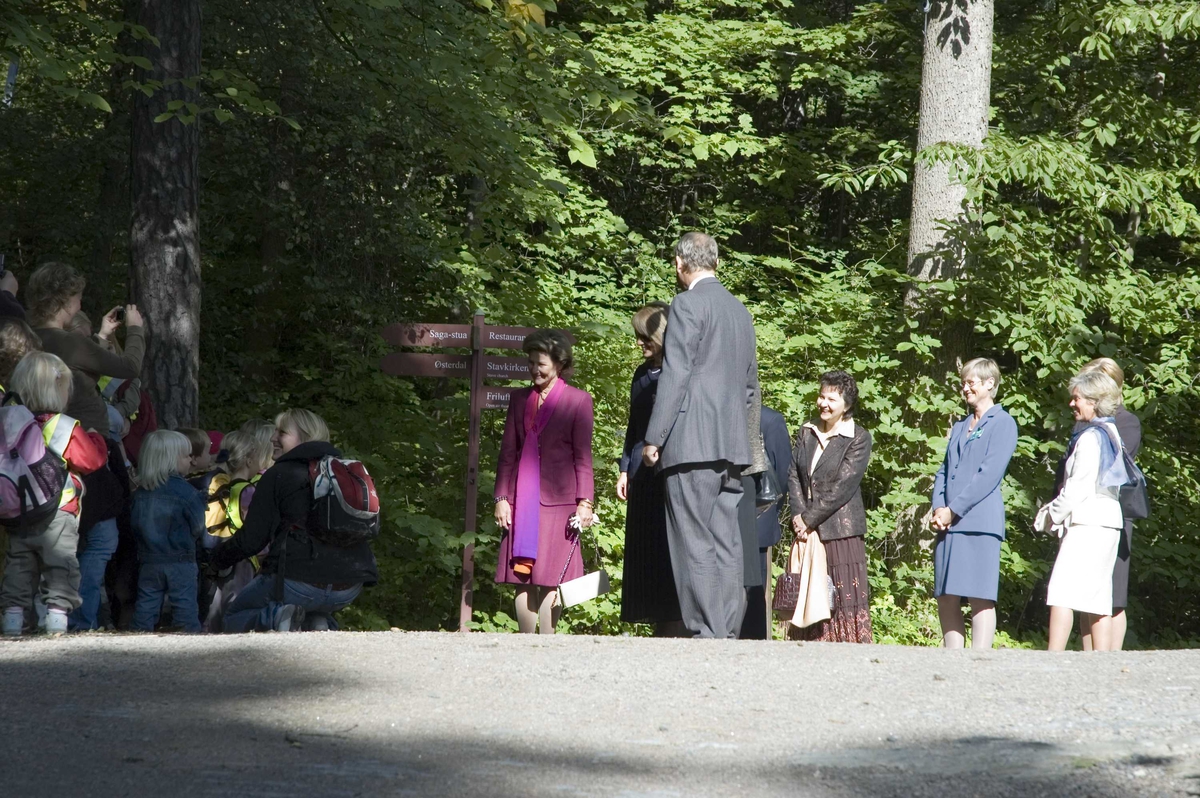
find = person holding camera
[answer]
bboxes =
[27,262,145,630]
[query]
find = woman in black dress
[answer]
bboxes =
[616,302,683,634]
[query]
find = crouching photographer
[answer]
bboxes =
[210,409,380,632]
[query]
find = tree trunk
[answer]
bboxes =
[907,0,994,288]
[906,0,994,372]
[129,0,201,429]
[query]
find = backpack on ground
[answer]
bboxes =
[307,455,380,547]
[0,403,71,532]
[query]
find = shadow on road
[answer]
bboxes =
[0,638,1189,797]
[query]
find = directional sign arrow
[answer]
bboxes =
[380,352,471,378]
[381,323,472,348]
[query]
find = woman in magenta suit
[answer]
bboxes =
[493,329,595,634]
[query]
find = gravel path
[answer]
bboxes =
[3,632,1199,796]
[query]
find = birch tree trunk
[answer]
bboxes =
[907,0,994,290]
[129,0,201,428]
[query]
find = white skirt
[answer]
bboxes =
[1046,524,1121,615]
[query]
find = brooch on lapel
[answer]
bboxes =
[966,428,984,442]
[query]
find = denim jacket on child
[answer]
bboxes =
[131,474,206,565]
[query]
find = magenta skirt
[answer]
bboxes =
[495,504,585,588]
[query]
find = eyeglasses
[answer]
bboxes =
[961,379,986,389]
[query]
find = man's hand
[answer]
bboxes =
[616,472,629,501]
[0,271,18,297]
[642,444,660,467]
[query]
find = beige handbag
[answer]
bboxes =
[556,522,610,608]
[788,532,832,629]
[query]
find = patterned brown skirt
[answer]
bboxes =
[788,535,873,643]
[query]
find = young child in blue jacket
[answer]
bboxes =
[131,430,206,633]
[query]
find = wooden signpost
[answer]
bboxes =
[380,312,555,631]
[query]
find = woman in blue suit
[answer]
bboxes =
[930,357,1019,649]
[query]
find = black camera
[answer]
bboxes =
[114,307,125,321]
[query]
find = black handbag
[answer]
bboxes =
[1095,423,1150,520]
[754,467,782,509]
[1118,448,1150,520]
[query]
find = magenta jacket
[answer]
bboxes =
[494,383,595,506]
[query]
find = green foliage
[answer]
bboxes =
[2,0,1199,646]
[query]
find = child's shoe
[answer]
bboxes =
[2,607,23,637]
[44,608,69,636]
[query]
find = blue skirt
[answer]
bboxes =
[933,531,1002,601]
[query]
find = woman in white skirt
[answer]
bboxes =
[1036,370,1126,651]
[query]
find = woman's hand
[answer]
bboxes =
[576,501,594,528]
[494,499,512,532]
[100,307,123,339]
[123,304,144,328]
[616,472,629,501]
[792,515,808,542]
[931,506,954,531]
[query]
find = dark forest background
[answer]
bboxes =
[3,0,1199,645]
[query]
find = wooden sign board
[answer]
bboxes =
[481,325,536,350]
[484,355,530,382]
[381,323,472,348]
[481,326,577,350]
[380,352,471,378]
[483,386,518,410]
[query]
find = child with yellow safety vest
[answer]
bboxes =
[198,424,273,631]
[0,353,109,636]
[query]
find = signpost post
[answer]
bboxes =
[380,311,553,631]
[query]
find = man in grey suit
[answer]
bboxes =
[642,232,760,639]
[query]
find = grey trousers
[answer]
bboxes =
[0,512,82,615]
[662,461,746,639]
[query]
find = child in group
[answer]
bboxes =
[200,426,273,631]
[130,430,206,633]
[0,318,43,389]
[0,319,44,577]
[180,428,221,483]
[0,352,109,636]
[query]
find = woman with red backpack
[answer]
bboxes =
[212,409,379,632]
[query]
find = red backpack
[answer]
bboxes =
[307,455,380,547]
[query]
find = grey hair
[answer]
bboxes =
[674,232,719,274]
[1068,370,1122,418]
[961,357,1002,400]
[10,352,73,414]
[135,430,192,491]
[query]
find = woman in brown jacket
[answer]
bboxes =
[786,370,874,643]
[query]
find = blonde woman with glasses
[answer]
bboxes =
[1038,370,1126,651]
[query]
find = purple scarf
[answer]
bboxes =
[511,379,567,565]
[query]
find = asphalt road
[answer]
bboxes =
[3,632,1199,797]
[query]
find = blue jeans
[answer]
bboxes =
[224,575,362,633]
[133,561,200,632]
[69,518,119,630]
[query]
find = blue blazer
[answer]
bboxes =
[931,405,1018,538]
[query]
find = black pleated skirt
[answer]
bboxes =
[620,468,681,624]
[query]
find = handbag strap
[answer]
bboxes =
[556,520,603,586]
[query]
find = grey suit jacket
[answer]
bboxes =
[645,278,759,470]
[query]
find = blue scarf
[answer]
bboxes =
[1067,418,1128,488]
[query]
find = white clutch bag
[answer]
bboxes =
[558,569,611,608]
[556,514,610,608]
